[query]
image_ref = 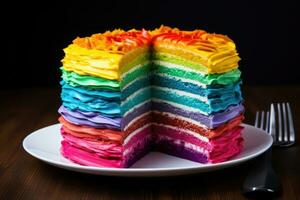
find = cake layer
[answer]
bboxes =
[59,105,122,130]
[120,53,150,75]
[122,125,154,167]
[61,83,121,117]
[122,101,151,129]
[120,62,151,88]
[152,61,241,86]
[151,86,242,115]
[153,123,210,148]
[61,127,122,159]
[152,112,244,139]
[61,81,121,100]
[59,116,124,142]
[155,136,209,163]
[61,141,122,167]
[61,124,153,168]
[152,52,207,74]
[61,68,120,91]
[62,29,151,80]
[59,101,152,142]
[62,47,150,81]
[62,44,122,80]
[208,126,244,163]
[151,27,240,74]
[121,87,151,115]
[153,125,244,163]
[152,101,244,128]
[59,109,152,143]
[123,112,152,138]
[152,49,239,74]
[121,76,150,100]
[151,73,242,99]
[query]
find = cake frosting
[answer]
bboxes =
[58,26,244,168]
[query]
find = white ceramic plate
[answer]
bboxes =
[23,123,272,177]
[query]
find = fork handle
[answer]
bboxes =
[242,148,282,198]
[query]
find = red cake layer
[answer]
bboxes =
[152,112,244,138]
[59,112,152,143]
[59,116,124,143]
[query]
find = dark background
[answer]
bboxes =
[2,0,298,88]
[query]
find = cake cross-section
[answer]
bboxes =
[58,26,244,168]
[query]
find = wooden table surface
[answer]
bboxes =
[0,85,299,200]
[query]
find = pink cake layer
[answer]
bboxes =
[61,125,153,168]
[153,125,244,163]
[62,123,243,167]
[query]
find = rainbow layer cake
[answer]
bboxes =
[58,26,244,168]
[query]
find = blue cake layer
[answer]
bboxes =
[151,74,242,98]
[121,87,151,115]
[61,82,121,117]
[61,81,121,100]
[121,76,150,100]
[151,87,242,115]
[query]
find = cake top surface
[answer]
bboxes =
[73,29,151,54]
[69,25,237,54]
[151,25,236,51]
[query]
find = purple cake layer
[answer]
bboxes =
[155,135,208,163]
[152,101,244,128]
[122,101,151,129]
[58,105,121,129]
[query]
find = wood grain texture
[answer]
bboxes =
[0,85,299,200]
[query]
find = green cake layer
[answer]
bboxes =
[152,61,241,86]
[120,53,150,75]
[61,68,120,91]
[153,52,209,73]
[152,52,239,75]
[121,63,151,88]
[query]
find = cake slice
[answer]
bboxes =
[59,29,154,168]
[150,26,244,163]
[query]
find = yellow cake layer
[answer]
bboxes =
[153,44,240,73]
[62,44,149,80]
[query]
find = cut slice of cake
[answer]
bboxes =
[59,29,154,168]
[151,26,244,163]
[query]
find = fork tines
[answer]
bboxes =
[255,103,295,147]
[255,110,270,133]
[270,103,295,146]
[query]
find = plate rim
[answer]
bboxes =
[23,123,273,174]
